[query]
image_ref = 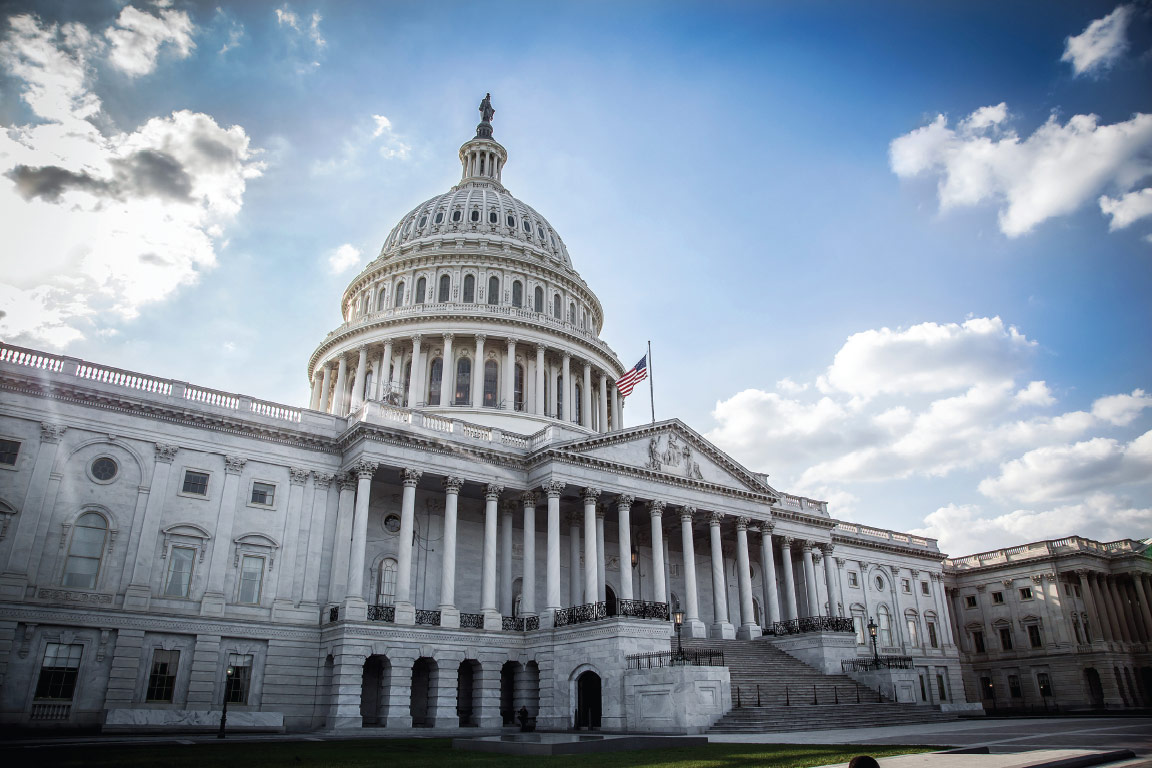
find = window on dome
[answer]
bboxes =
[506,214,515,227]
[395,281,405,307]
[522,219,531,233]
[568,303,576,323]
[553,294,561,319]
[489,211,498,224]
[418,215,427,228]
[438,274,450,302]
[470,209,480,222]
[487,276,499,305]
[402,361,412,406]
[574,383,582,424]
[427,358,442,405]
[452,210,462,222]
[377,290,387,311]
[512,280,523,308]
[463,274,475,303]
[455,358,471,405]
[514,364,525,411]
[555,374,563,417]
[550,234,556,247]
[483,360,498,408]
[534,286,544,312]
[415,277,426,304]
[434,211,444,224]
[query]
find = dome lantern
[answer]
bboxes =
[459,93,507,186]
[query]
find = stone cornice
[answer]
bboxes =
[771,508,838,530]
[337,420,527,473]
[943,549,1150,577]
[831,532,947,562]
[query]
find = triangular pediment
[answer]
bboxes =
[549,420,777,496]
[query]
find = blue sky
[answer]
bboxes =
[1,1,1150,555]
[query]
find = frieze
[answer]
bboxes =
[643,433,703,480]
[37,589,114,604]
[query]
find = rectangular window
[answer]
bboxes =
[921,581,931,596]
[999,627,1013,650]
[992,591,1004,604]
[250,481,275,507]
[901,578,911,593]
[1064,584,1072,596]
[980,676,994,700]
[146,649,180,702]
[164,546,195,598]
[0,438,19,466]
[853,615,865,645]
[965,595,977,609]
[927,621,939,648]
[935,672,948,701]
[1019,587,1033,600]
[906,618,919,647]
[1008,674,1022,698]
[1074,585,1081,598]
[35,643,83,700]
[226,653,253,704]
[973,630,985,653]
[847,572,859,588]
[1037,672,1053,698]
[238,555,264,604]
[1028,624,1043,648]
[182,470,209,496]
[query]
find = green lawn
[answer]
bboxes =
[9,737,940,768]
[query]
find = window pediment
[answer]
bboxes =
[233,532,279,569]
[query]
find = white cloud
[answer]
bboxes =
[911,493,1152,556]
[1100,187,1152,230]
[890,105,1152,237]
[776,377,809,394]
[1061,5,1132,77]
[105,3,195,77]
[0,14,262,348]
[275,7,300,30]
[1092,389,1152,426]
[275,5,324,69]
[327,243,361,274]
[308,12,325,49]
[821,317,1035,398]
[313,114,412,175]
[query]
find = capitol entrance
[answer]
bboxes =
[575,671,601,730]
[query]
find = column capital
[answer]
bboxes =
[338,472,358,492]
[411,333,423,345]
[289,467,310,485]
[761,521,775,534]
[40,423,66,443]
[356,344,370,355]
[581,486,601,503]
[819,542,835,555]
[889,565,902,576]
[566,511,583,527]
[353,460,378,480]
[649,500,666,518]
[781,536,796,549]
[507,336,519,347]
[401,468,422,487]
[735,516,750,531]
[312,472,334,490]
[224,455,247,475]
[617,494,635,508]
[443,332,454,343]
[595,506,606,520]
[583,360,592,373]
[475,333,486,344]
[519,490,538,506]
[443,476,465,494]
[542,480,565,498]
[381,336,394,346]
[154,443,179,463]
[562,351,571,362]
[708,511,724,526]
[485,483,504,500]
[535,343,547,355]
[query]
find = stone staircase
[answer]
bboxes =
[680,637,957,733]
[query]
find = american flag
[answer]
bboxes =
[616,354,648,397]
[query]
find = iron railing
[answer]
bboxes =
[367,604,395,622]
[415,609,442,626]
[767,616,855,635]
[460,613,485,629]
[625,649,725,669]
[616,599,670,620]
[842,655,914,672]
[554,601,607,627]
[502,615,541,631]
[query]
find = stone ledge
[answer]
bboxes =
[102,708,285,733]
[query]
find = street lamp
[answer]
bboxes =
[673,609,685,661]
[218,665,234,739]
[630,546,638,569]
[867,617,879,662]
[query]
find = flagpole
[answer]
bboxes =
[648,340,655,424]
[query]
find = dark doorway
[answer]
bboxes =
[575,670,601,729]
[411,658,434,727]
[606,585,617,616]
[457,660,479,726]
[1085,668,1104,708]
[361,655,389,726]
[500,661,521,726]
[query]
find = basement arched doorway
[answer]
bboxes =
[575,670,601,730]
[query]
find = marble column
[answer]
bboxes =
[439,477,463,627]
[535,345,546,416]
[801,541,820,617]
[595,505,607,603]
[1131,574,1152,642]
[561,353,571,422]
[309,372,323,410]
[122,443,179,611]
[439,334,454,406]
[1077,570,1105,643]
[581,363,592,428]
[821,544,839,617]
[319,364,334,412]
[500,501,514,615]
[301,473,334,607]
[376,339,393,401]
[734,517,758,639]
[200,456,245,616]
[649,501,667,607]
[780,537,799,621]
[343,460,377,619]
[598,373,609,434]
[679,507,707,637]
[707,512,735,638]
[521,491,537,617]
[505,337,517,410]
[472,335,485,407]
[407,334,423,408]
[271,467,309,616]
[543,481,564,626]
[582,488,600,605]
[350,346,369,413]
[759,525,781,625]
[393,468,421,625]
[568,512,582,606]
[1114,577,1141,642]
[1105,575,1133,643]
[332,355,348,415]
[1095,573,1123,642]
[481,484,503,629]
[616,495,634,600]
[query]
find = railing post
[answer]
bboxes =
[756,684,761,707]
[813,684,818,705]
[785,686,790,706]
[856,684,860,704]
[834,687,838,705]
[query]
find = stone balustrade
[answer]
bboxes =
[834,522,937,550]
[945,535,1146,569]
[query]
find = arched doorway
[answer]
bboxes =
[411,658,435,727]
[361,655,390,726]
[457,660,481,727]
[500,661,522,725]
[1085,668,1104,708]
[575,670,601,729]
[606,585,617,616]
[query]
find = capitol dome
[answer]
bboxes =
[306,95,626,436]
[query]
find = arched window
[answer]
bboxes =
[534,286,543,312]
[555,374,563,417]
[483,360,499,407]
[470,209,480,222]
[62,512,108,589]
[553,294,561,319]
[438,274,450,302]
[574,383,582,423]
[402,361,412,406]
[487,276,499,305]
[455,357,471,405]
[489,210,498,224]
[463,274,475,303]
[394,281,405,308]
[568,302,576,323]
[415,277,426,304]
[851,605,867,645]
[434,211,444,224]
[377,558,397,605]
[514,364,525,411]
[878,606,893,647]
[427,358,443,405]
[376,289,387,311]
[512,281,523,308]
[363,371,373,401]
[906,611,920,647]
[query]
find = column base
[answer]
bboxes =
[684,618,708,639]
[539,609,559,629]
[329,716,365,730]
[439,606,460,628]
[200,592,226,617]
[0,573,29,601]
[736,622,762,640]
[476,714,503,728]
[122,584,152,612]
[272,599,322,623]
[393,601,416,625]
[710,622,736,640]
[341,597,367,622]
[386,715,414,728]
[483,609,502,631]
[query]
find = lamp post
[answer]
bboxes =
[217,665,234,739]
[631,545,642,600]
[673,609,685,662]
[867,617,879,662]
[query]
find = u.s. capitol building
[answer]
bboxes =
[0,97,1147,734]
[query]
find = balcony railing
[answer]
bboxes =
[842,655,915,672]
[367,604,395,622]
[766,616,855,636]
[29,702,71,721]
[460,613,485,629]
[626,649,725,670]
[554,601,607,627]
[415,609,441,626]
[502,615,541,631]
[616,599,669,621]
